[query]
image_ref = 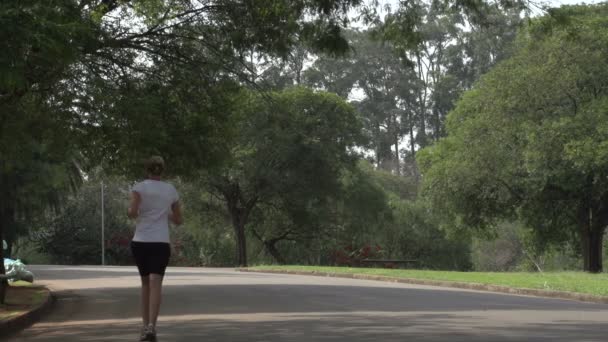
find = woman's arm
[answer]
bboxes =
[127,191,141,219]
[169,201,183,225]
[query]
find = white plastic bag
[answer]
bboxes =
[4,258,34,283]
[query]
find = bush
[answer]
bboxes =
[35,179,133,265]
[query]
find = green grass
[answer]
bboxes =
[251,265,608,297]
[9,281,34,287]
[0,283,48,322]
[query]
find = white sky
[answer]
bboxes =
[375,0,606,16]
[544,0,603,7]
[377,0,606,7]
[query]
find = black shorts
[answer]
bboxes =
[130,241,171,277]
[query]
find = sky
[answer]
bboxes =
[378,0,606,6]
[534,0,605,5]
[376,0,606,15]
[533,0,606,13]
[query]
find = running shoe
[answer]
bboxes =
[146,324,157,341]
[139,326,150,341]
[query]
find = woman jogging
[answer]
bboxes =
[128,156,183,341]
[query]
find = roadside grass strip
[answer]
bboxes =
[250,265,608,297]
[0,282,48,322]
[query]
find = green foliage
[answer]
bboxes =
[301,29,359,97]
[0,93,82,254]
[322,161,393,255]
[171,180,236,266]
[303,4,524,177]
[389,198,472,270]
[82,68,241,178]
[471,221,527,271]
[242,159,391,266]
[1,0,366,221]
[35,179,132,265]
[324,161,471,271]
[209,86,365,204]
[304,29,421,174]
[204,86,367,265]
[0,2,95,252]
[0,0,545,271]
[419,3,608,271]
[0,0,96,97]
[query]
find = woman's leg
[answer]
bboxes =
[146,243,170,333]
[140,276,150,327]
[148,273,164,327]
[132,241,151,328]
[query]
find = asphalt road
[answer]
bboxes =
[6,265,608,341]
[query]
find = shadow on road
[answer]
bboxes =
[13,311,608,341]
[53,282,608,316]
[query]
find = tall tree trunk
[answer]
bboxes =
[224,183,258,268]
[408,111,415,158]
[433,108,442,140]
[264,241,286,264]
[416,53,428,148]
[374,121,382,169]
[394,138,400,176]
[225,191,249,267]
[251,229,287,264]
[590,228,603,272]
[581,226,603,273]
[579,206,605,273]
[234,221,247,267]
[228,206,248,267]
[0,200,9,304]
[406,109,419,183]
[393,115,400,176]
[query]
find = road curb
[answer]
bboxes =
[0,285,53,338]
[238,268,608,305]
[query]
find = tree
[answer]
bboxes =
[35,178,133,265]
[0,0,536,279]
[1,0,366,272]
[303,30,360,99]
[204,87,365,266]
[303,30,421,176]
[418,4,608,272]
[303,3,524,177]
[250,160,393,265]
[379,0,525,143]
[0,1,99,302]
[351,31,418,175]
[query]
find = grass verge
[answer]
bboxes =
[0,282,48,322]
[250,265,608,297]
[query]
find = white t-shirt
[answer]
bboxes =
[131,179,179,243]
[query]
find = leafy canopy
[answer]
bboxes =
[419,4,608,242]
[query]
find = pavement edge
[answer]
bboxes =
[238,268,608,305]
[0,285,54,338]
